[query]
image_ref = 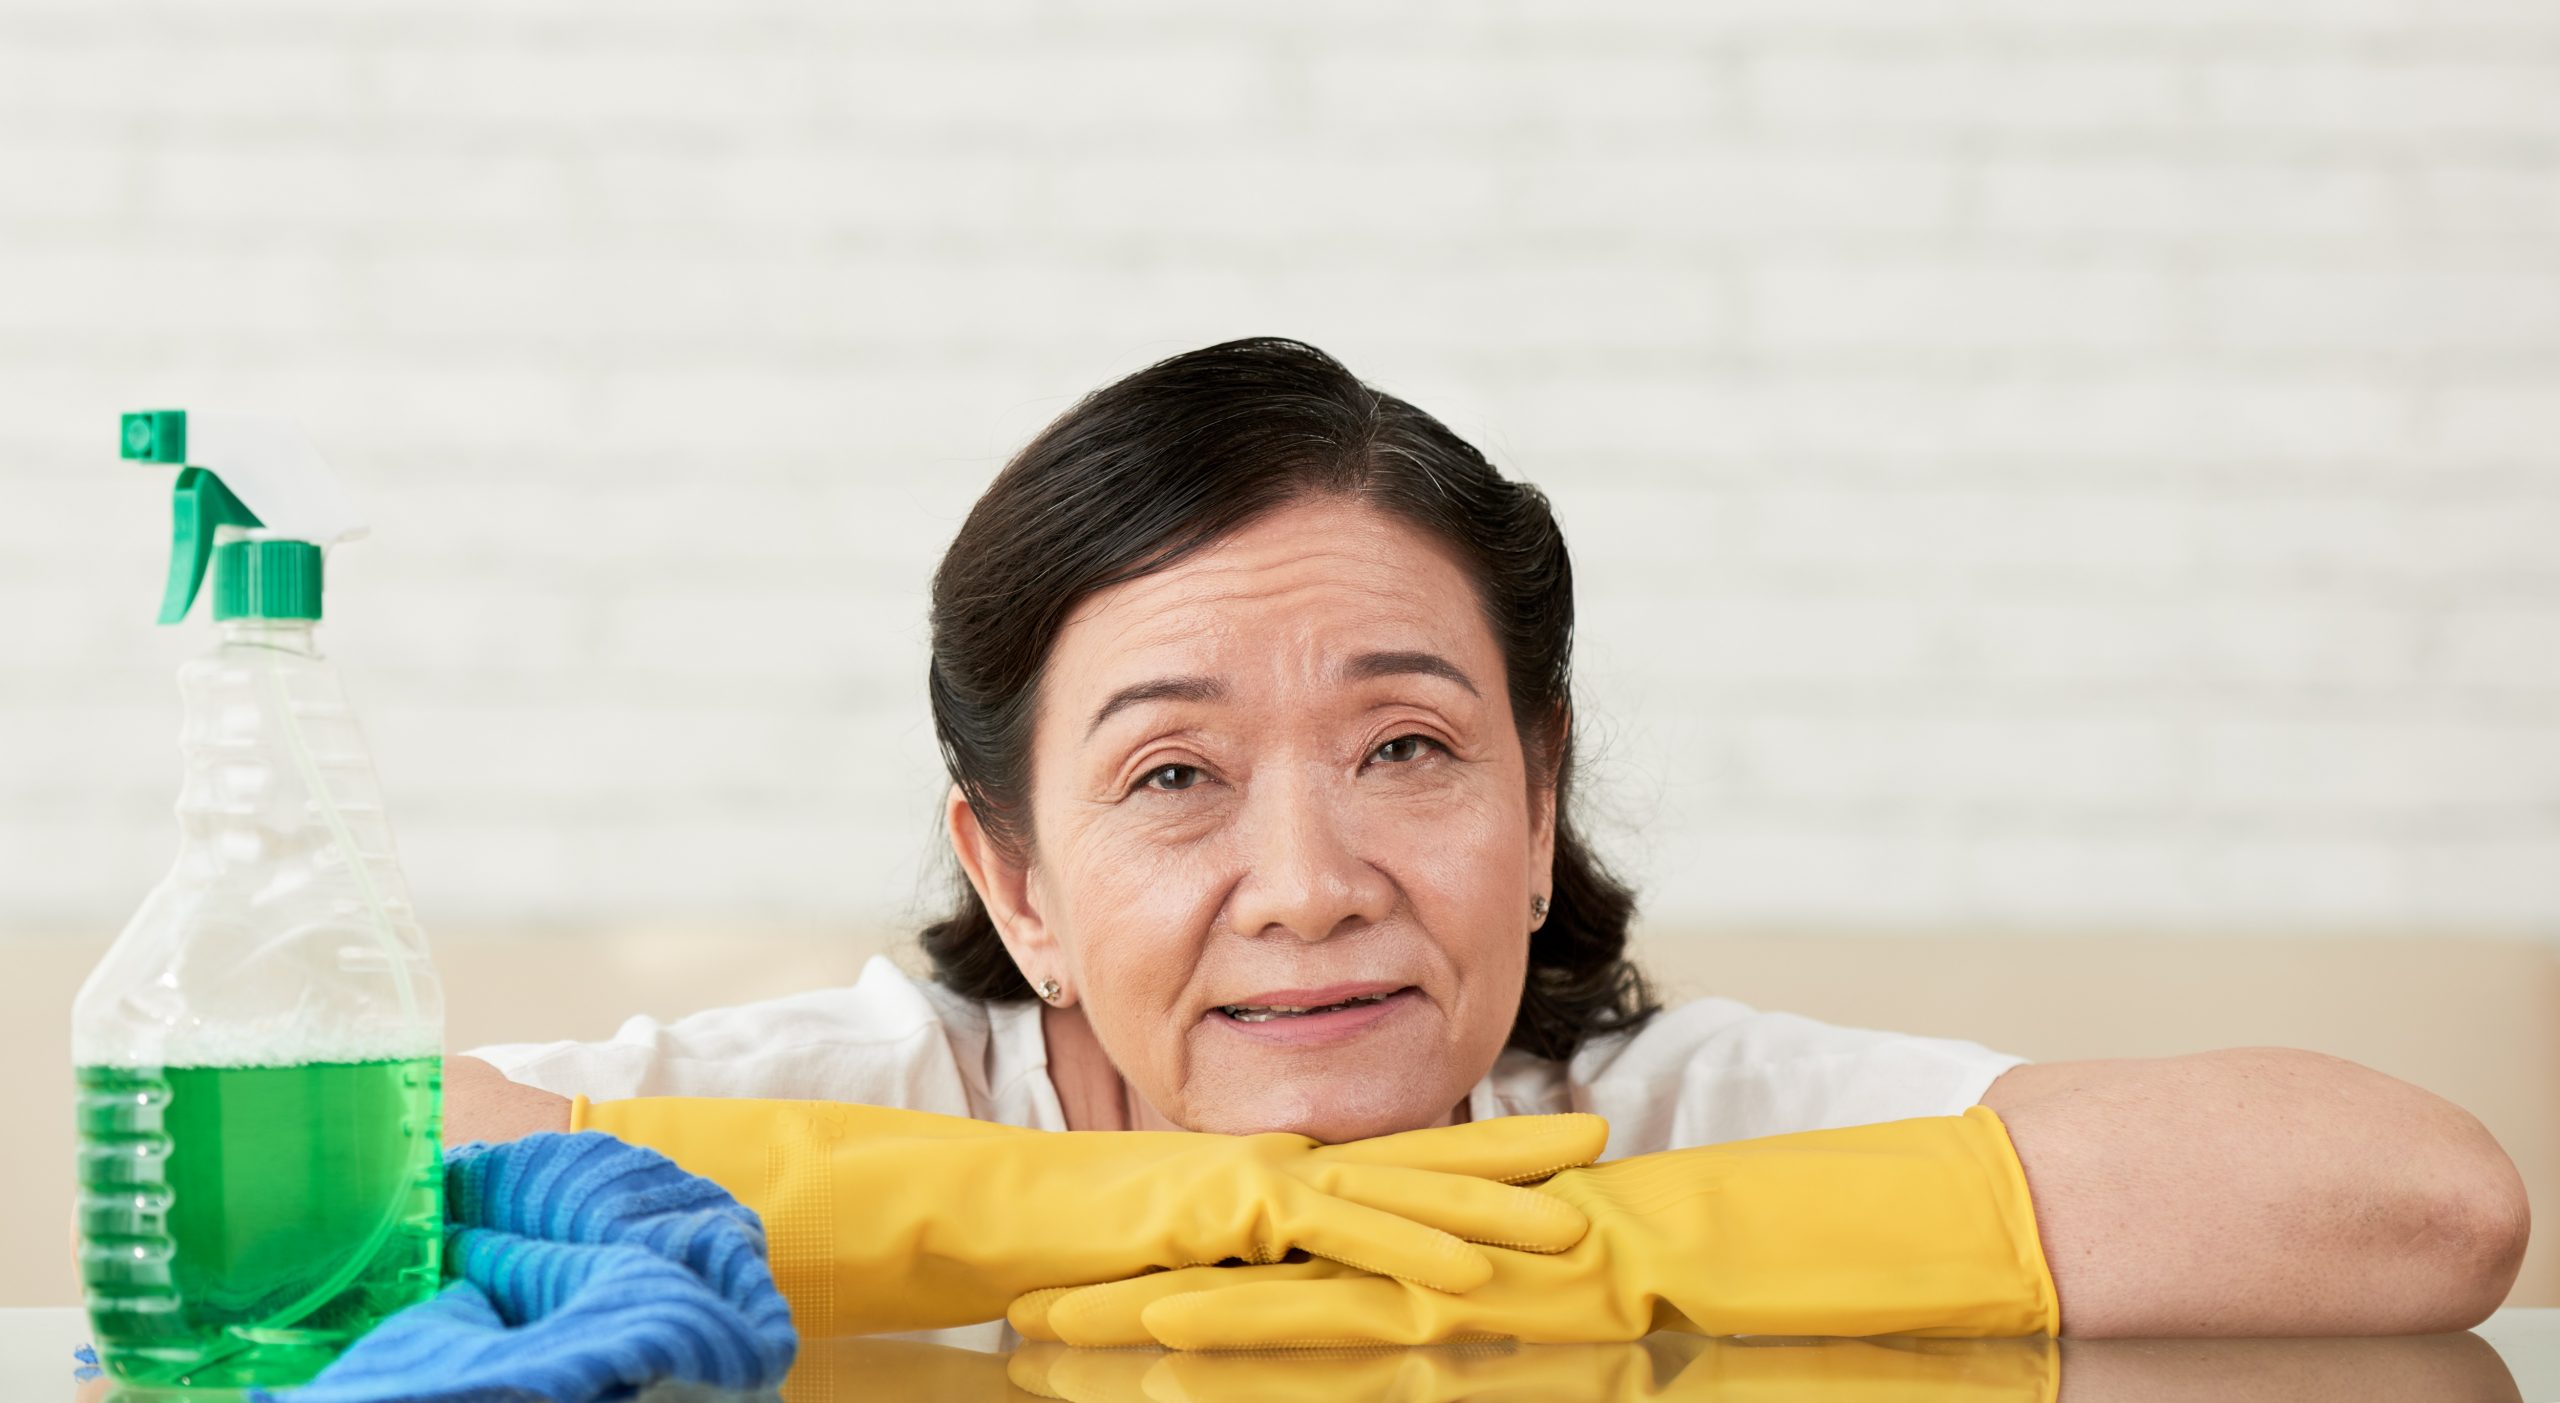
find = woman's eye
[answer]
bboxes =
[1139,763,1203,793]
[1371,735,1441,765]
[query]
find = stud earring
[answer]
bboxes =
[1530,894,1549,929]
[1037,978,1063,1004]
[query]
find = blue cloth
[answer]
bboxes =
[256,1131,798,1403]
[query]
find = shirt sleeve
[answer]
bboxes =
[456,955,980,1115]
[1567,996,2031,1161]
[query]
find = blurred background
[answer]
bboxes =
[4,0,2556,1305]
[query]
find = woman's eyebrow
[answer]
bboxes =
[1344,650,1479,697]
[1084,652,1477,740]
[1087,676,1224,739]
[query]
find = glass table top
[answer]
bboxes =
[19,1306,2558,1401]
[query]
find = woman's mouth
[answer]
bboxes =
[1218,991,1389,1023]
[1208,986,1420,1046]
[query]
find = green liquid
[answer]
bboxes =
[76,1058,444,1388]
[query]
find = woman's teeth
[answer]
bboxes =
[1220,993,1390,1023]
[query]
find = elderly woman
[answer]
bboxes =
[451,338,2528,1348]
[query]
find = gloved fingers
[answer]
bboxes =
[1013,1261,1352,1347]
[1310,1162,1589,1254]
[1007,1285,1082,1342]
[1304,1113,1607,1186]
[1143,1262,1660,1352]
[1008,1337,1645,1403]
[1266,1187,1494,1293]
[1013,1345,1449,1403]
[1139,1274,1523,1351]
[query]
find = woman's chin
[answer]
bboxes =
[1188,1097,1454,1143]
[1173,1061,1466,1141]
[1176,998,1471,1139]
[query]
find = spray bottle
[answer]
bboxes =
[73,411,444,1388]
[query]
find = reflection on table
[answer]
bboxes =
[778,1329,2520,1403]
[64,1325,2524,1403]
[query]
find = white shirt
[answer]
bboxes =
[465,955,2026,1158]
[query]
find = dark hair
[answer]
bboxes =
[920,337,1656,1061]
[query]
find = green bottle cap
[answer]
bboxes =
[211,539,323,622]
[121,410,187,465]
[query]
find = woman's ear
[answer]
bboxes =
[945,784,1056,971]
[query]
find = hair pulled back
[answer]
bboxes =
[921,336,1655,1060]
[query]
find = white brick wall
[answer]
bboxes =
[3,0,2555,941]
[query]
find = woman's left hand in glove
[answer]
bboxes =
[1012,1105,2062,1350]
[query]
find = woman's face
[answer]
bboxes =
[957,495,1556,1141]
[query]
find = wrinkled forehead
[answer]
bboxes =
[1039,502,1496,719]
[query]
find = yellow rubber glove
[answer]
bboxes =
[1013,1104,2059,1348]
[570,1095,1606,1335]
[1007,1340,1674,1403]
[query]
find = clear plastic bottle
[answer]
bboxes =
[74,415,443,1389]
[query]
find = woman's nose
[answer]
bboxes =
[1223,770,1395,943]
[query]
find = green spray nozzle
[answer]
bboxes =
[157,468,263,624]
[123,409,366,625]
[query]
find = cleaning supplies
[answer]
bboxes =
[266,1134,798,1403]
[74,411,445,1388]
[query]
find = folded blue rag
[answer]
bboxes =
[254,1131,798,1403]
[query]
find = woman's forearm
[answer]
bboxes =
[442,1055,572,1146]
[1983,1047,2530,1337]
